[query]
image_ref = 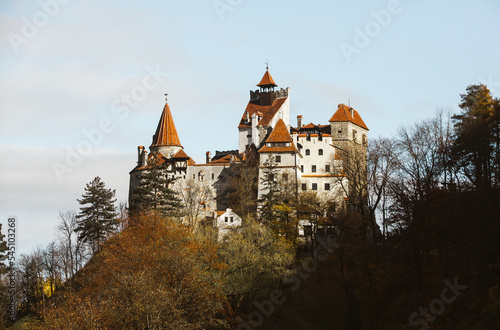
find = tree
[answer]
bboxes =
[41,213,228,329]
[75,177,118,254]
[176,178,213,229]
[217,163,259,219]
[452,84,500,190]
[130,153,182,216]
[258,154,280,225]
[56,211,88,281]
[0,224,8,277]
[217,217,294,318]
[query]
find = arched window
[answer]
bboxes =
[318,149,323,156]
[305,149,310,156]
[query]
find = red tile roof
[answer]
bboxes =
[172,149,190,159]
[150,102,183,148]
[329,104,369,130]
[257,70,277,87]
[238,97,287,128]
[259,119,298,153]
[266,119,292,143]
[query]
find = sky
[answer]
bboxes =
[1,0,499,255]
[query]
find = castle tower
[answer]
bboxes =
[238,66,291,153]
[150,100,183,158]
[257,66,278,106]
[329,104,369,148]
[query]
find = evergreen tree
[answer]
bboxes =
[453,84,500,189]
[258,154,280,225]
[130,153,182,216]
[75,177,117,254]
[0,224,8,276]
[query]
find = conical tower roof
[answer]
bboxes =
[150,102,183,148]
[257,69,277,87]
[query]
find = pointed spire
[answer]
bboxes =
[150,101,182,148]
[257,63,277,88]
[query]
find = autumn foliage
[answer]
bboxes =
[42,213,228,329]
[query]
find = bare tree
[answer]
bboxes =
[176,179,213,229]
[56,211,88,280]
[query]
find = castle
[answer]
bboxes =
[129,67,369,231]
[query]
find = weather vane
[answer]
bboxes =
[164,91,168,101]
[265,59,269,70]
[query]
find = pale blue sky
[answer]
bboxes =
[1,0,499,254]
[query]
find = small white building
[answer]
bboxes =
[215,208,242,240]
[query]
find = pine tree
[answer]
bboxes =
[130,153,182,216]
[258,154,280,225]
[0,224,8,276]
[75,177,117,254]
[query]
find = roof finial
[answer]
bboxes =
[164,91,168,102]
[265,59,269,70]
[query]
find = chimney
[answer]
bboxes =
[297,115,303,128]
[137,146,144,166]
[206,151,211,164]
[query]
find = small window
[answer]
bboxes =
[230,217,233,223]
[312,183,318,191]
[312,165,316,173]
[301,165,304,172]
[275,155,281,163]
[225,217,228,223]
[325,165,330,173]
[193,174,195,179]
[301,183,307,190]
[318,149,323,156]
[282,173,288,181]
[353,130,357,141]
[212,173,214,180]
[325,183,330,190]
[305,149,310,156]
[362,134,367,145]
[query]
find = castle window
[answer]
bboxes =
[230,217,234,223]
[318,149,323,156]
[312,165,316,173]
[353,130,357,141]
[282,173,288,181]
[301,183,307,191]
[312,183,318,191]
[225,217,228,222]
[305,149,310,156]
[362,134,367,146]
[212,173,214,180]
[275,155,281,163]
[325,183,330,190]
[325,165,330,173]
[193,174,195,179]
[301,165,304,172]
